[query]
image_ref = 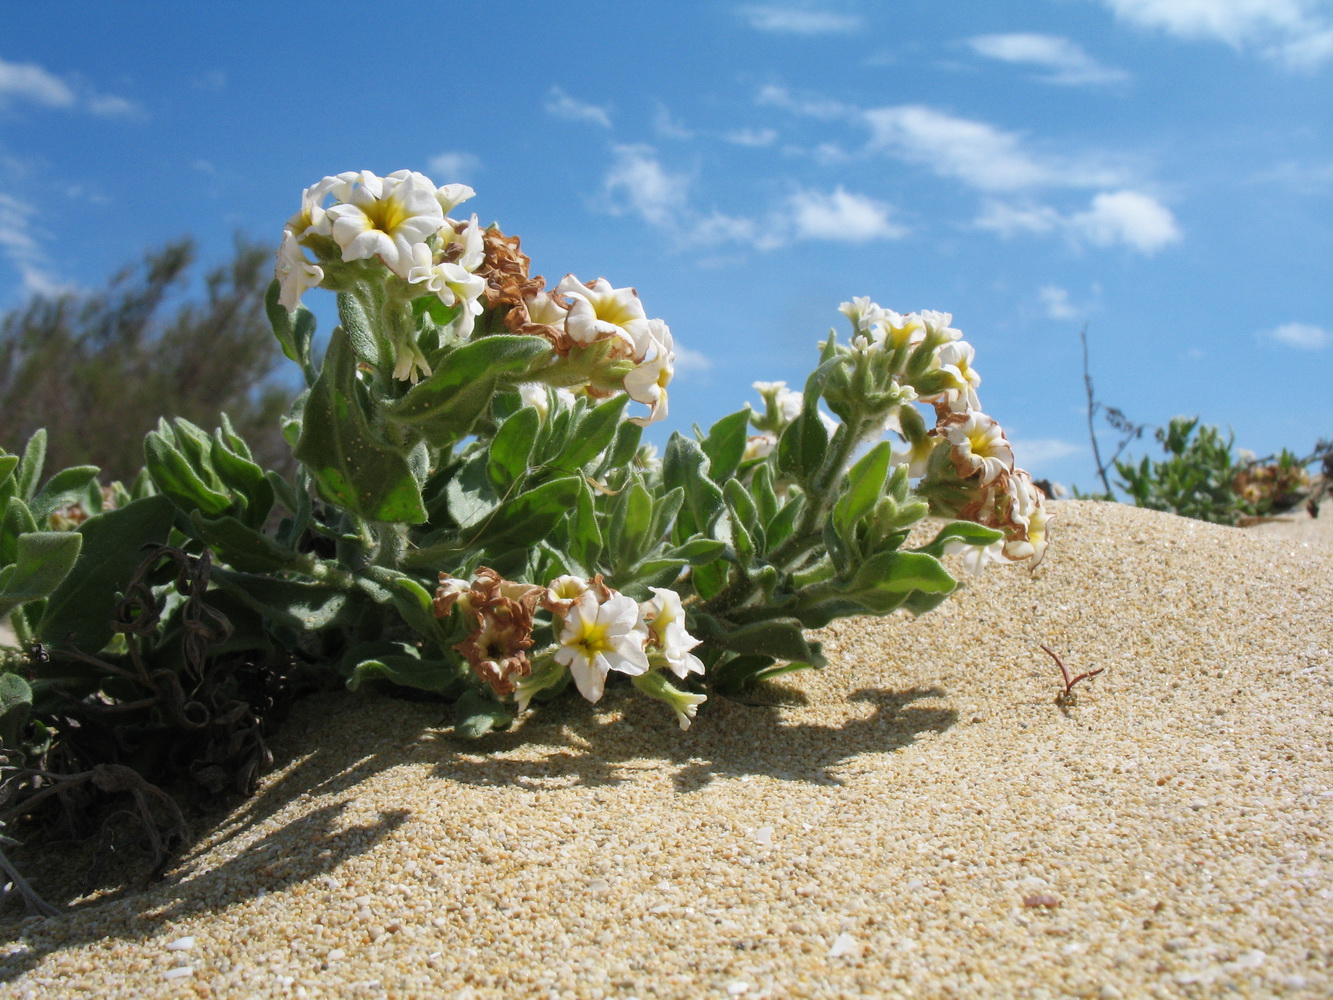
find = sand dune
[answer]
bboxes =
[2,501,1331,998]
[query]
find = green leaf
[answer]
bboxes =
[567,480,602,573]
[0,532,83,620]
[777,406,829,484]
[144,431,232,515]
[265,279,318,372]
[601,420,643,476]
[663,433,728,542]
[0,671,33,748]
[488,405,540,491]
[337,290,388,368]
[38,494,175,652]
[751,464,778,536]
[464,476,584,556]
[710,618,826,666]
[385,335,552,445]
[0,454,20,503]
[610,481,654,567]
[850,550,957,598]
[210,567,358,631]
[188,511,300,573]
[294,328,427,524]
[911,520,1005,558]
[345,641,464,695]
[15,430,46,503]
[667,537,727,565]
[833,440,892,539]
[1,497,38,568]
[454,688,513,738]
[552,394,630,472]
[700,408,751,485]
[28,465,101,523]
[723,478,760,535]
[210,431,274,528]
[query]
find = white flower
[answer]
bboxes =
[878,311,927,351]
[936,340,982,413]
[1001,470,1051,563]
[287,171,364,238]
[920,309,963,343]
[640,587,704,679]
[743,432,777,461]
[944,536,1008,575]
[275,230,324,311]
[405,243,487,336]
[436,182,476,217]
[446,214,485,271]
[625,320,674,426]
[942,410,1014,486]
[554,592,650,702]
[839,296,887,332]
[556,275,652,357]
[326,169,447,279]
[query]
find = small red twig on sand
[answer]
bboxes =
[1041,644,1104,699]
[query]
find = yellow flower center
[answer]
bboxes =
[363,195,411,236]
[571,619,612,659]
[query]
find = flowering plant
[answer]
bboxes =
[4,169,1047,746]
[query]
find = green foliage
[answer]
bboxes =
[1115,417,1247,525]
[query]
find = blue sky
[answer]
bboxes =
[3,0,1330,491]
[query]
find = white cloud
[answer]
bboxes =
[978,190,1180,254]
[966,33,1130,85]
[673,344,713,372]
[724,127,779,147]
[864,105,1124,191]
[1097,0,1333,69]
[787,186,908,241]
[756,84,852,120]
[0,193,66,296]
[975,200,1062,236]
[86,93,142,118]
[0,58,76,108]
[1008,437,1083,469]
[603,145,689,227]
[1263,321,1330,349]
[544,86,612,128]
[1039,285,1081,319]
[428,151,482,182]
[654,104,694,140]
[0,57,142,118]
[739,4,862,34]
[1070,190,1181,253]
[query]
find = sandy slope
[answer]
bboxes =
[1,501,1330,998]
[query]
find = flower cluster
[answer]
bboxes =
[275,169,675,423]
[434,569,706,729]
[744,299,1050,567]
[842,300,1049,566]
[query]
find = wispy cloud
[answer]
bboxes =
[1097,0,1333,70]
[978,190,1180,254]
[428,151,482,182]
[603,145,689,227]
[1038,285,1082,319]
[864,104,1124,191]
[545,86,612,128]
[966,33,1130,85]
[673,344,713,372]
[654,103,694,140]
[0,57,142,118]
[756,83,853,120]
[738,4,862,34]
[723,126,779,147]
[0,58,76,108]
[0,193,68,297]
[786,187,908,242]
[1008,437,1083,472]
[1262,321,1330,349]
